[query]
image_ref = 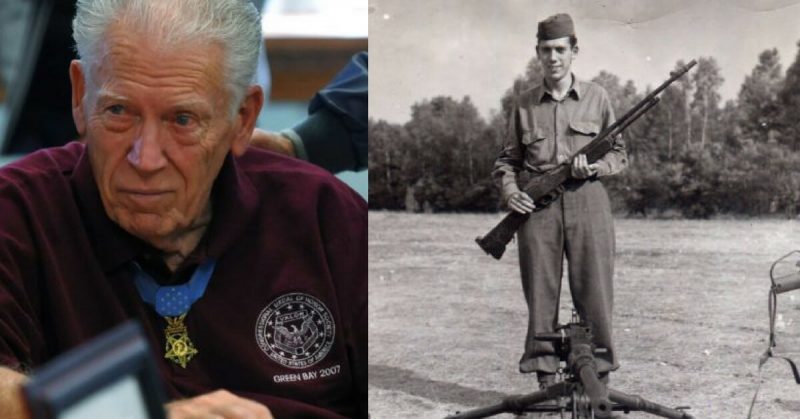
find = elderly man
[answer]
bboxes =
[0,1,366,418]
[493,13,627,388]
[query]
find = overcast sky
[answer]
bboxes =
[369,0,800,123]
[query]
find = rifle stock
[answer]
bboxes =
[475,166,570,260]
[475,212,529,259]
[476,59,697,259]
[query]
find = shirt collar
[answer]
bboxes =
[536,73,583,103]
[71,144,258,274]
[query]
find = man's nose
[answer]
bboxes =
[127,120,167,173]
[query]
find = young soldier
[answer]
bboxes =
[493,13,627,387]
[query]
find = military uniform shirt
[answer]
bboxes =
[493,77,627,202]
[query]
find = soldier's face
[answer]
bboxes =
[537,37,577,83]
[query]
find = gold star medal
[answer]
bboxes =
[164,314,198,368]
[132,259,217,369]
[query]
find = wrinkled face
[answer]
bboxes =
[536,37,577,83]
[70,25,260,250]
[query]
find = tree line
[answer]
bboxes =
[369,43,800,217]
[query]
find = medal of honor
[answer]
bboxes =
[164,314,199,368]
[132,259,216,368]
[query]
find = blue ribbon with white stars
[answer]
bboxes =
[132,259,216,317]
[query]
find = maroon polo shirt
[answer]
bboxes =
[0,142,367,418]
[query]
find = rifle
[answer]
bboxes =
[476,59,697,260]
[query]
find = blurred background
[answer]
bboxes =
[0,0,367,198]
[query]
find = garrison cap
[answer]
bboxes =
[537,13,575,41]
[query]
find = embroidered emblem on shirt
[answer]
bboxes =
[255,292,335,369]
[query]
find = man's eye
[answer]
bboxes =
[175,114,192,126]
[107,104,125,115]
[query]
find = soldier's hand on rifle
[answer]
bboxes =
[508,191,536,214]
[571,154,599,179]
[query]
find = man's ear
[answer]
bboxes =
[572,45,579,57]
[230,85,264,157]
[69,60,87,137]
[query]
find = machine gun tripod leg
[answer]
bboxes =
[445,320,693,419]
[445,379,692,419]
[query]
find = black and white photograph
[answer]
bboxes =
[369,1,800,417]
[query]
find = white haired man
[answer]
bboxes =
[0,1,366,418]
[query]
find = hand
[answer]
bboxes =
[508,191,535,214]
[166,390,273,419]
[570,154,599,179]
[250,128,296,157]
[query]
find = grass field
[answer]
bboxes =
[369,212,800,418]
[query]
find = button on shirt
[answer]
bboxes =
[493,76,628,202]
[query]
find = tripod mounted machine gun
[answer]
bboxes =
[445,314,694,419]
[476,59,697,259]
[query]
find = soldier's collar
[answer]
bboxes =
[538,74,582,102]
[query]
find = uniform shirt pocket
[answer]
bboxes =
[522,126,554,168]
[568,121,600,151]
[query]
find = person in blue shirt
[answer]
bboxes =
[251,52,367,173]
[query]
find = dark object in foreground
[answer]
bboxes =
[22,321,166,419]
[445,318,693,419]
[476,59,698,260]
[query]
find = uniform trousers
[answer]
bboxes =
[516,179,619,374]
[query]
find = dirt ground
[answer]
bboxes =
[368,212,800,418]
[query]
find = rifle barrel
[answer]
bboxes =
[579,97,660,162]
[616,96,660,134]
[587,60,696,156]
[622,60,695,118]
